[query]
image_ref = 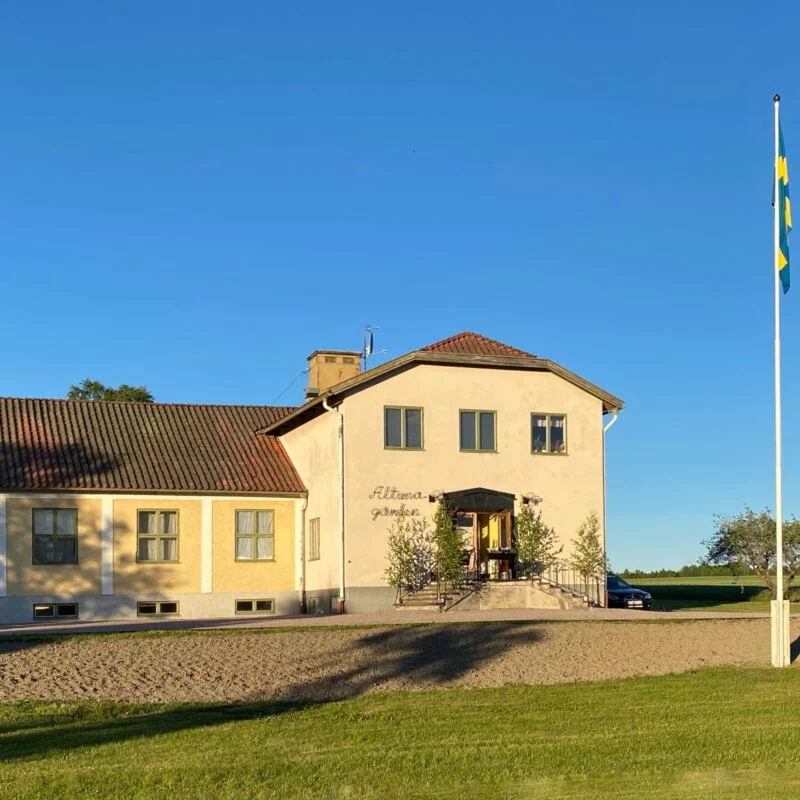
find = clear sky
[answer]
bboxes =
[1,1,798,570]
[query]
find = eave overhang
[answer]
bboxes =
[261,351,624,437]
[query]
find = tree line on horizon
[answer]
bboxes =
[618,563,758,580]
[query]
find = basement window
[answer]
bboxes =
[137,601,179,617]
[33,603,79,620]
[235,599,274,614]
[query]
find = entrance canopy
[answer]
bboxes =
[442,487,515,513]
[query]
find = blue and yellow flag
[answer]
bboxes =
[778,123,792,293]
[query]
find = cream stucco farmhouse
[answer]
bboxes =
[0,332,623,623]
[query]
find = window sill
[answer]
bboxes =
[31,561,80,566]
[234,559,277,563]
[384,447,425,452]
[235,610,276,616]
[459,449,499,454]
[531,452,568,456]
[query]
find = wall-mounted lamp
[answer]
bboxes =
[521,493,543,505]
[428,491,444,503]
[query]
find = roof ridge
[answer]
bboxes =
[0,397,298,412]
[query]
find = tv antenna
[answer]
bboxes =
[362,324,387,368]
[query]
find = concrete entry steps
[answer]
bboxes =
[395,579,589,612]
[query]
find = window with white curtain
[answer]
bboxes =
[235,510,275,561]
[531,414,567,454]
[137,510,179,562]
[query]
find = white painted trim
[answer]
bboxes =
[100,497,114,595]
[0,497,6,598]
[0,492,305,503]
[201,498,213,593]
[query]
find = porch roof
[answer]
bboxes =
[443,487,516,513]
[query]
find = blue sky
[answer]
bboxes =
[1,1,798,569]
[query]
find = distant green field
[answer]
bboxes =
[629,576,765,586]
[4,668,800,799]
[625,575,791,612]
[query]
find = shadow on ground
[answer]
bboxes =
[0,622,542,761]
[790,635,800,664]
[635,582,787,611]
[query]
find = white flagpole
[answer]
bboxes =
[772,93,789,667]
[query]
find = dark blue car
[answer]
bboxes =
[606,575,653,609]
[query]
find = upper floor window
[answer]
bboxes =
[460,410,496,452]
[138,510,179,562]
[532,414,567,454]
[236,510,275,561]
[384,407,423,449]
[308,517,321,561]
[32,508,78,564]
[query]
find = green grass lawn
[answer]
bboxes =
[625,576,791,613]
[3,667,800,800]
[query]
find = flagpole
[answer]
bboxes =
[772,93,789,667]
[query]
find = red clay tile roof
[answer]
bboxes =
[421,331,535,358]
[0,398,304,494]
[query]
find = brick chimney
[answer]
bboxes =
[306,350,362,399]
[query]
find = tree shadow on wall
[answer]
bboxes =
[0,621,544,761]
[1,440,181,638]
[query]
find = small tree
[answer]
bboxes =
[385,516,434,599]
[704,506,800,599]
[68,379,154,402]
[571,511,605,590]
[515,504,562,581]
[432,499,466,586]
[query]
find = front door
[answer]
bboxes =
[476,512,513,579]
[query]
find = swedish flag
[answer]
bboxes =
[778,123,792,293]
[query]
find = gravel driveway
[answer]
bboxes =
[0,618,792,704]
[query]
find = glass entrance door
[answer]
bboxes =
[477,512,514,579]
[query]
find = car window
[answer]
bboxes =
[607,576,630,589]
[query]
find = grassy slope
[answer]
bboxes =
[625,576,783,612]
[2,667,800,800]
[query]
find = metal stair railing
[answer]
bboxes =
[537,562,604,606]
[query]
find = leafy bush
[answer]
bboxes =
[384,517,434,594]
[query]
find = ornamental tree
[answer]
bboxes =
[384,516,435,597]
[704,506,800,599]
[432,498,466,585]
[570,511,606,588]
[515,504,562,581]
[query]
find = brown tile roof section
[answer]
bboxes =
[0,398,305,494]
[421,331,536,358]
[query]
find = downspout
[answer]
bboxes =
[298,495,308,613]
[601,410,619,607]
[323,397,346,613]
